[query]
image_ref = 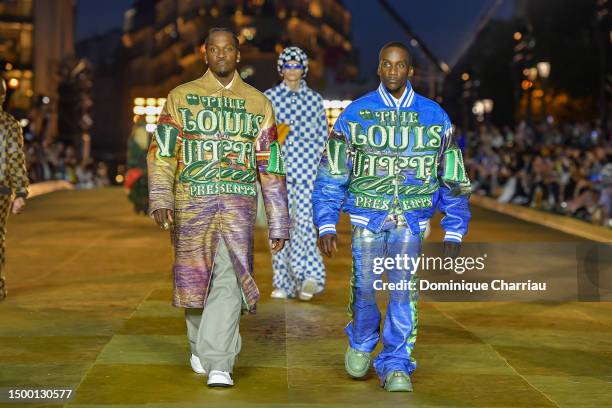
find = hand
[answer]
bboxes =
[443,241,461,259]
[11,197,26,215]
[152,208,174,231]
[318,234,338,258]
[270,238,286,254]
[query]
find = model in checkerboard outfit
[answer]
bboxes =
[264,47,328,301]
[0,78,29,301]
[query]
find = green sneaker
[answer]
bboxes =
[344,346,372,378]
[383,371,413,392]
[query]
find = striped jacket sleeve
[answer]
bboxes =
[436,114,471,243]
[311,113,351,236]
[147,94,181,215]
[255,100,291,240]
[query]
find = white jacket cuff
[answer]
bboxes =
[318,224,337,236]
[444,231,463,243]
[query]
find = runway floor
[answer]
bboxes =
[1,188,610,407]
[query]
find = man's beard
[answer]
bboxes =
[215,67,233,77]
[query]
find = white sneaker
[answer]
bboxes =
[190,354,206,374]
[299,278,319,301]
[271,288,289,299]
[207,370,234,387]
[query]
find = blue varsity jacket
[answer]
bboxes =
[312,81,471,242]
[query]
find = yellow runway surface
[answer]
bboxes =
[1,188,610,407]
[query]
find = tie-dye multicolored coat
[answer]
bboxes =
[147,69,290,312]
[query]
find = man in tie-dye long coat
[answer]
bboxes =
[147,28,290,387]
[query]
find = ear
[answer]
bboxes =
[408,66,414,78]
[376,62,381,77]
[237,51,241,63]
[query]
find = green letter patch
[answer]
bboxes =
[154,124,179,158]
[266,140,285,175]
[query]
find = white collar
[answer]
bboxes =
[377,81,415,108]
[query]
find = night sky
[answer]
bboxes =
[76,0,128,38]
[76,0,514,77]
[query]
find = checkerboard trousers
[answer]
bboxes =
[0,195,11,301]
[272,182,325,295]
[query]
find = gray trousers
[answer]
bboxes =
[184,238,242,373]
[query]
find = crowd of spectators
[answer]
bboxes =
[463,121,612,227]
[24,138,110,189]
[20,116,612,228]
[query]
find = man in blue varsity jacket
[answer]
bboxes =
[312,42,471,392]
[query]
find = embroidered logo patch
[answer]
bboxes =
[189,181,257,197]
[266,140,285,175]
[154,124,179,158]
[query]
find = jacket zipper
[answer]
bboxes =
[392,102,401,219]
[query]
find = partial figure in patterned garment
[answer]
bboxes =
[125,116,150,214]
[0,78,28,301]
[264,46,328,301]
[313,42,471,392]
[147,28,290,388]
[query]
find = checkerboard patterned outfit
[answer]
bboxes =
[0,106,29,301]
[264,47,328,296]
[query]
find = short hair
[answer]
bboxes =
[379,41,411,64]
[204,27,239,48]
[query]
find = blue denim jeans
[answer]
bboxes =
[345,220,421,381]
